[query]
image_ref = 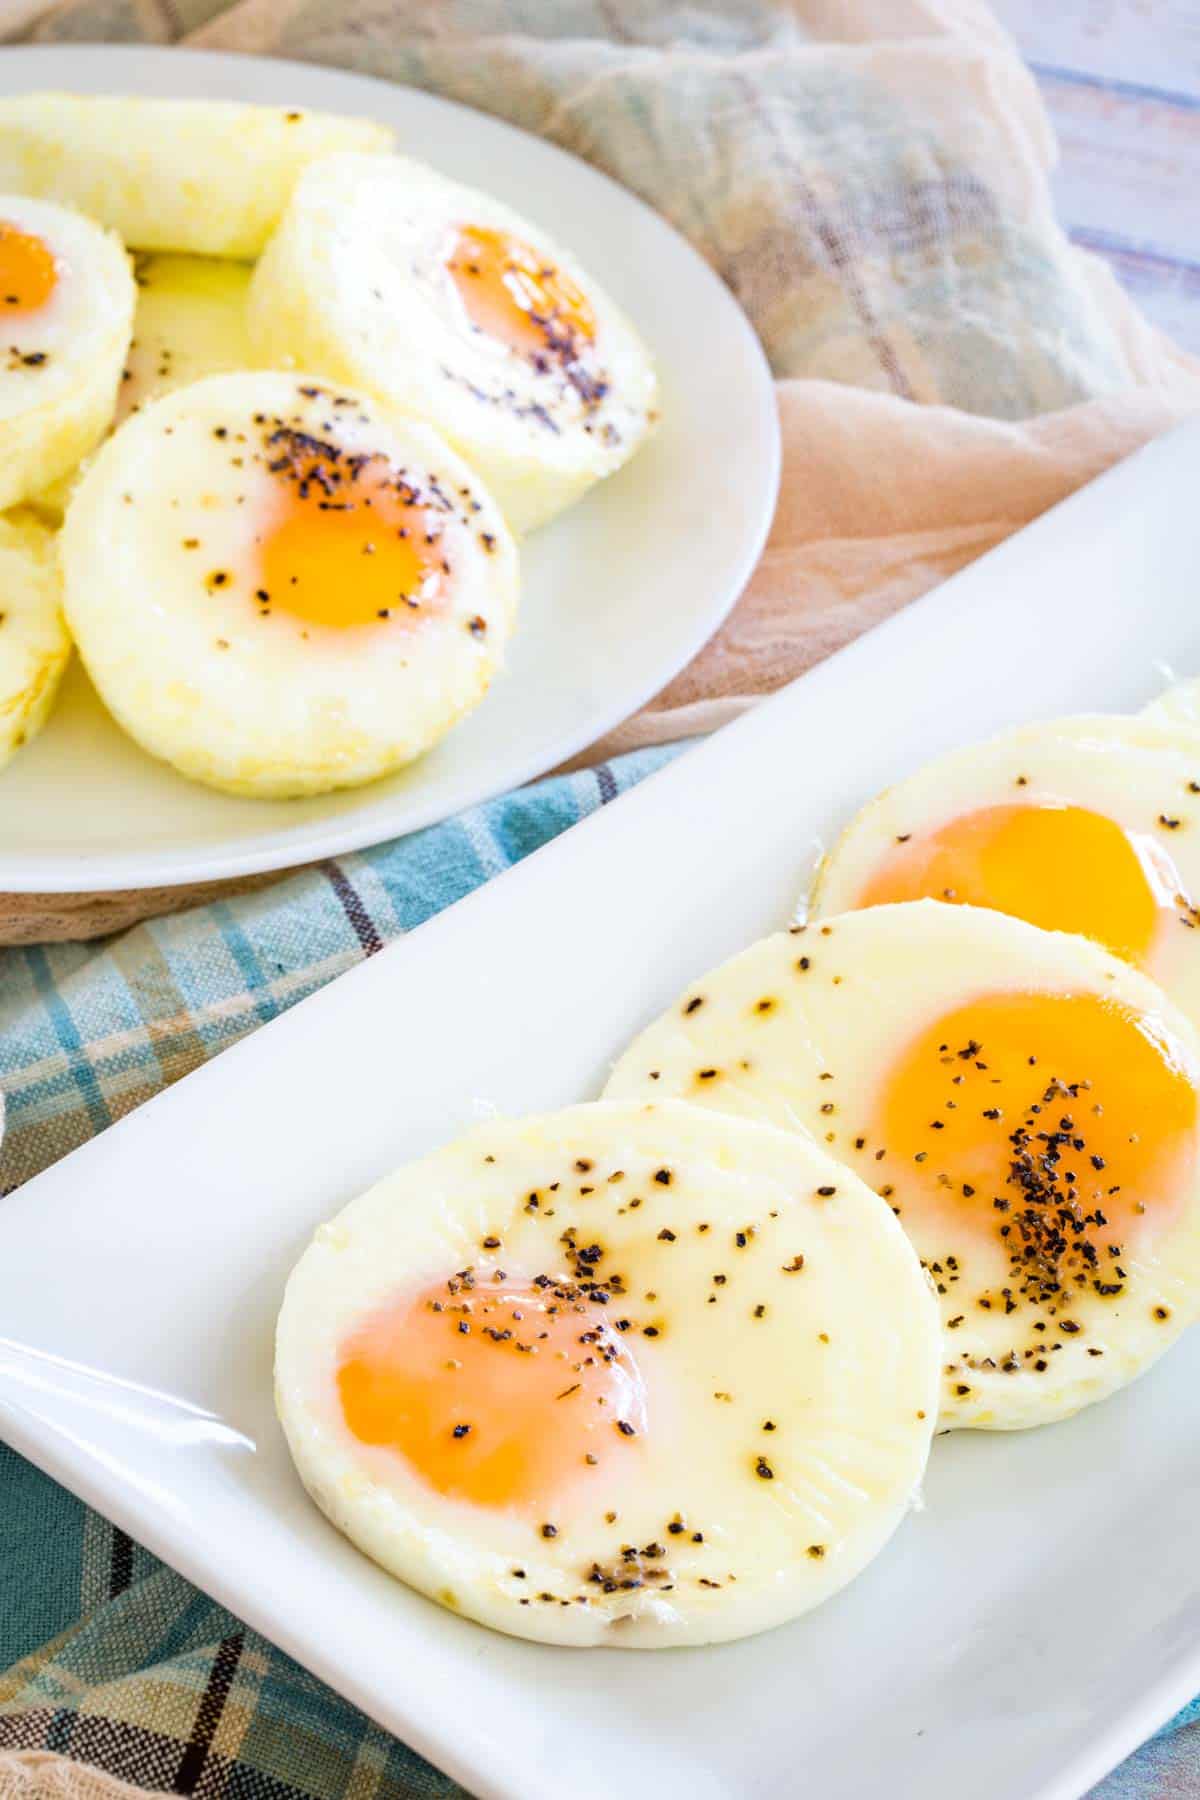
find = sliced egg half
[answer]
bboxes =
[276,1098,939,1647]
[0,94,393,259]
[247,153,658,534]
[0,509,71,768]
[810,714,1200,1033]
[0,193,134,510]
[60,371,517,798]
[604,902,1200,1432]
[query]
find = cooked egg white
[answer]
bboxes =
[809,713,1200,1036]
[61,370,517,798]
[0,94,393,260]
[1144,679,1200,731]
[35,252,257,521]
[247,153,658,534]
[605,902,1200,1433]
[118,253,257,420]
[0,509,71,768]
[0,193,134,510]
[276,1099,939,1648]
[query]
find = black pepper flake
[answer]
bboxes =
[616,1420,636,1437]
[654,1169,673,1186]
[782,1255,805,1273]
[451,1423,471,1439]
[754,1457,774,1480]
[540,1523,558,1538]
[816,1185,836,1197]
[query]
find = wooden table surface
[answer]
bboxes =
[996,0,1200,352]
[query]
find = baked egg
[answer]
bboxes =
[276,1099,939,1646]
[61,370,517,798]
[605,903,1200,1432]
[0,93,393,259]
[247,153,658,533]
[0,192,134,509]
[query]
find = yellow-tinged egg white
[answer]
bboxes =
[247,153,658,535]
[1144,679,1200,731]
[0,193,134,510]
[0,509,71,768]
[808,713,1200,1037]
[0,94,393,260]
[34,252,258,521]
[275,1099,939,1648]
[61,370,517,799]
[604,903,1200,1433]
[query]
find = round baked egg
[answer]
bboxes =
[0,94,393,259]
[0,193,135,510]
[60,371,517,799]
[276,1098,939,1647]
[809,714,1200,1033]
[604,902,1200,1433]
[0,509,71,768]
[247,153,658,534]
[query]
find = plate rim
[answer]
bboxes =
[0,42,780,893]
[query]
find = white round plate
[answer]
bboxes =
[0,45,778,892]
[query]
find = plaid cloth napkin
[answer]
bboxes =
[2,2,1200,1796]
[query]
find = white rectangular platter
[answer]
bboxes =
[3,421,1200,1800]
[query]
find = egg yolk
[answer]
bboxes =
[0,220,57,317]
[338,1276,645,1511]
[858,802,1173,965]
[869,991,1197,1300]
[448,225,595,363]
[258,444,448,632]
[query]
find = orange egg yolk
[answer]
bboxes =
[0,220,57,317]
[858,802,1176,966]
[870,991,1198,1298]
[257,441,449,632]
[448,225,595,363]
[338,1276,646,1511]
